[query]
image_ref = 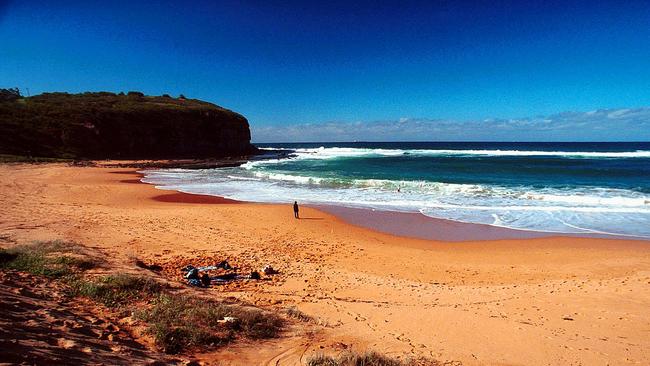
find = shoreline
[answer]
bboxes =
[3,163,650,365]
[313,204,650,242]
[136,169,650,243]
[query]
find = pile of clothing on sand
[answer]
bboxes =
[181,261,279,288]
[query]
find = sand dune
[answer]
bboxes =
[1,163,649,365]
[0,269,172,364]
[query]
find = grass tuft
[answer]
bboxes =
[0,240,97,277]
[307,351,440,366]
[136,294,284,354]
[285,306,315,323]
[1,239,285,355]
[307,354,340,366]
[69,274,163,307]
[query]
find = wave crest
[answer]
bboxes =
[244,147,650,169]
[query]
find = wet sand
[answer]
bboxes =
[1,163,649,365]
[314,205,552,241]
[151,191,241,204]
[314,205,647,242]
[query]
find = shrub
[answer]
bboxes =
[0,88,21,101]
[0,240,96,277]
[285,306,315,322]
[1,240,286,355]
[307,351,440,366]
[0,90,249,159]
[307,354,339,366]
[136,294,284,353]
[69,273,163,307]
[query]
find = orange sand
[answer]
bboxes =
[1,163,649,365]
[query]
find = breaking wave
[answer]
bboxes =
[247,147,650,167]
[142,142,650,239]
[142,168,650,239]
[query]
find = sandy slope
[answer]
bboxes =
[0,269,173,365]
[1,164,649,365]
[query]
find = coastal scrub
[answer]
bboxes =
[136,293,284,354]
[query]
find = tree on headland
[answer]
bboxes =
[178,94,187,100]
[127,91,145,97]
[0,88,21,101]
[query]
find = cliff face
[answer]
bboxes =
[0,92,256,159]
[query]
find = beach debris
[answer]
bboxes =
[216,260,233,270]
[185,268,200,280]
[200,273,211,287]
[262,265,278,275]
[187,278,202,287]
[185,268,204,287]
[217,316,239,324]
[181,260,264,286]
[213,273,238,281]
[183,260,235,272]
[181,265,196,273]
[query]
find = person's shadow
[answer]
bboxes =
[298,217,324,220]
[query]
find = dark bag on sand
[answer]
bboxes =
[200,273,211,287]
[217,260,233,270]
[187,278,201,287]
[185,268,200,280]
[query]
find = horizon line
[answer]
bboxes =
[252,140,650,144]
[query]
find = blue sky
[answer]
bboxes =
[1,0,650,142]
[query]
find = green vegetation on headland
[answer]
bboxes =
[0,88,256,160]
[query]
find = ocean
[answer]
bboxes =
[142,142,650,239]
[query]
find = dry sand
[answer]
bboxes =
[1,163,649,365]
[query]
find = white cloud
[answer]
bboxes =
[251,107,650,142]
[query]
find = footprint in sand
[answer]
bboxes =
[57,338,77,349]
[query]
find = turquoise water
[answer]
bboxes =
[143,142,650,238]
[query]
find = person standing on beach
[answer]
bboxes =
[293,201,299,219]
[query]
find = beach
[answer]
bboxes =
[145,143,650,240]
[1,163,650,365]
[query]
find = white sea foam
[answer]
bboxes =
[241,147,650,173]
[141,166,650,238]
[408,149,650,158]
[248,147,650,166]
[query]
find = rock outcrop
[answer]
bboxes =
[0,91,256,159]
